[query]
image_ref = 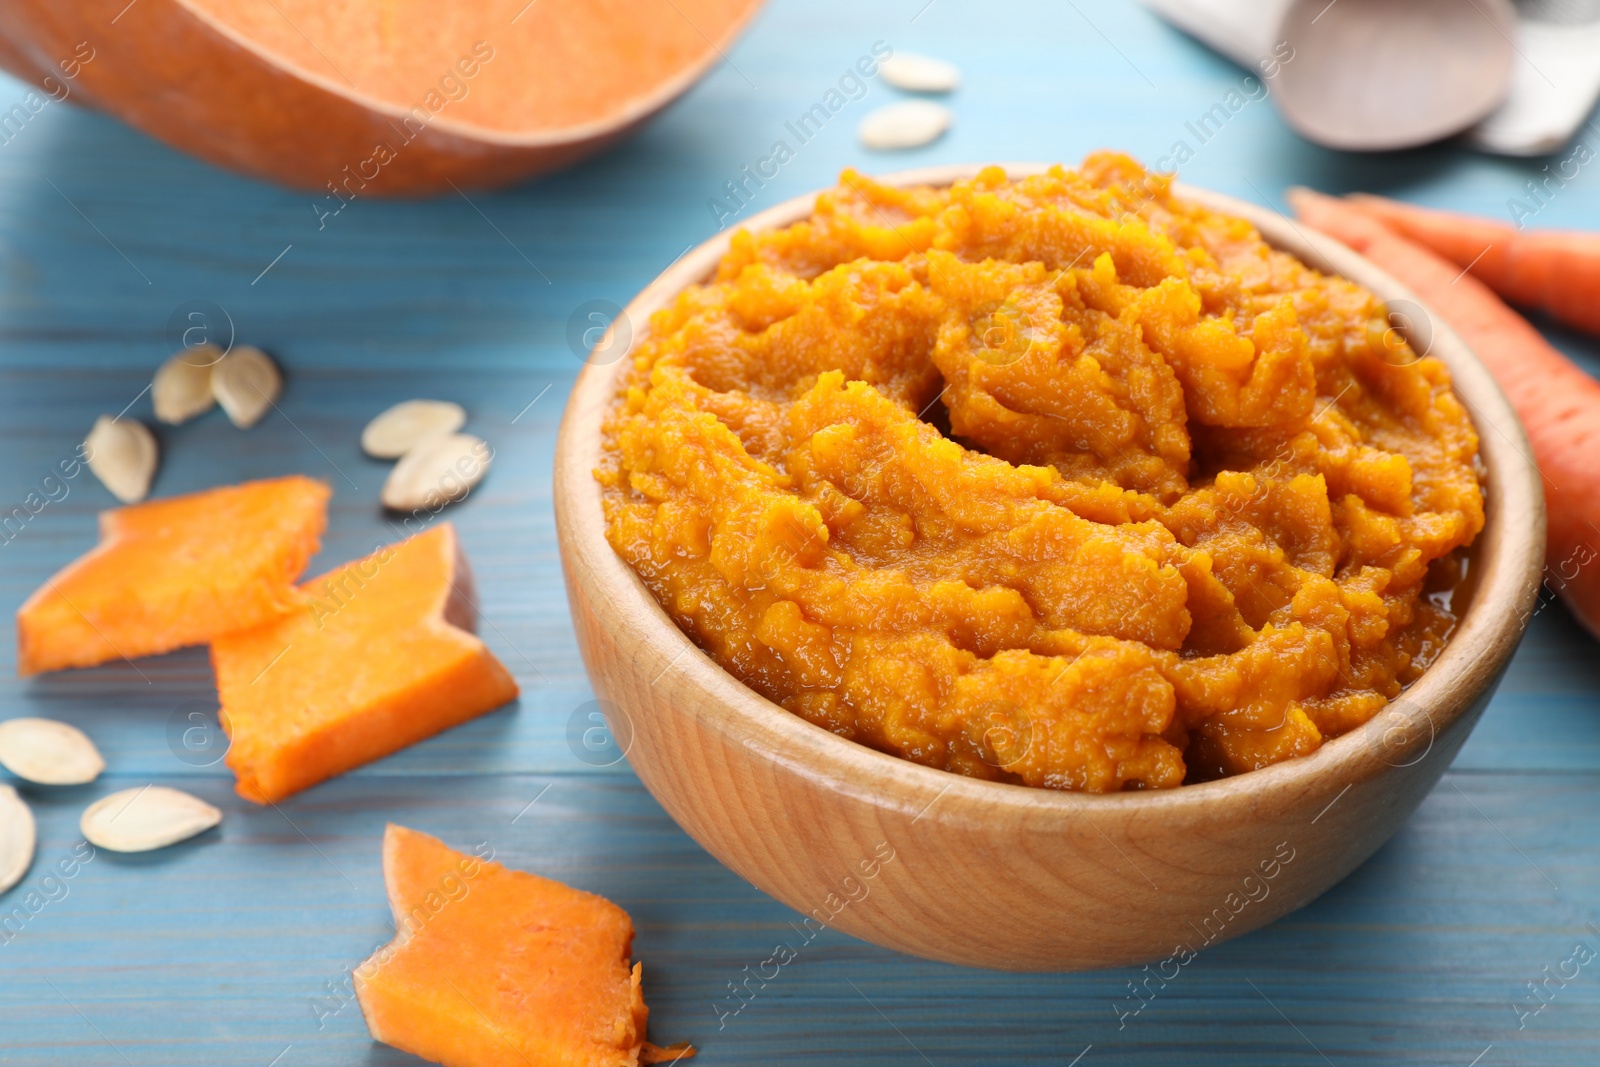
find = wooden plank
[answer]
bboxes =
[0,0,1595,1061]
[2,771,1598,1065]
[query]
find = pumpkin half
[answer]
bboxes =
[0,0,765,194]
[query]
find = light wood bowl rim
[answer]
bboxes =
[554,162,1545,827]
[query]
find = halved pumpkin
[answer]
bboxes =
[211,523,517,803]
[355,824,681,1067]
[0,0,765,193]
[16,475,329,675]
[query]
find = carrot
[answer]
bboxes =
[1288,187,1600,638]
[1343,193,1600,337]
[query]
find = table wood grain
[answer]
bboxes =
[0,1,1597,1063]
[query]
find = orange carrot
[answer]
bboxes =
[1344,193,1600,337]
[1289,187,1600,638]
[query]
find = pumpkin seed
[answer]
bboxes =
[211,346,281,429]
[857,100,953,150]
[361,400,467,459]
[152,344,222,424]
[381,433,492,512]
[0,785,34,895]
[879,53,961,93]
[84,415,158,503]
[80,786,221,853]
[0,718,104,785]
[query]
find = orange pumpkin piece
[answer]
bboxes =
[212,524,518,803]
[16,475,330,676]
[0,0,766,195]
[355,824,692,1067]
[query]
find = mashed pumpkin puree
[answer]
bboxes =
[598,154,1484,791]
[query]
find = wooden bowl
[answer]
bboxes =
[554,165,1545,971]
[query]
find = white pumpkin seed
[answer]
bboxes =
[361,400,468,459]
[211,346,281,429]
[0,785,35,895]
[0,718,104,785]
[879,53,961,93]
[84,415,158,503]
[152,344,222,424]
[381,433,492,512]
[857,100,953,150]
[80,786,221,853]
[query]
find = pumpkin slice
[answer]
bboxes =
[212,524,517,803]
[0,0,765,194]
[16,475,329,676]
[356,824,689,1067]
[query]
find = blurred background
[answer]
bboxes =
[5,0,1595,375]
[0,1,1597,1064]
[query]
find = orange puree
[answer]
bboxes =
[597,154,1484,791]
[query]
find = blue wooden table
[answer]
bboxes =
[2,1,1598,1063]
